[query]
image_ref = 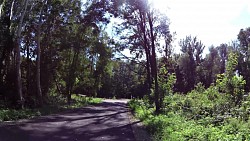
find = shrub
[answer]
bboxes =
[129,64,250,141]
[216,52,246,105]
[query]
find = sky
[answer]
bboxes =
[106,0,250,56]
[153,0,250,52]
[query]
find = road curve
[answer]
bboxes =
[0,99,136,141]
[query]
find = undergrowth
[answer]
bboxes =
[128,89,250,141]
[0,94,102,121]
[128,52,250,140]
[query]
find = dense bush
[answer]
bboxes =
[129,71,250,141]
[128,52,250,140]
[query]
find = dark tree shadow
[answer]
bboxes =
[0,101,138,141]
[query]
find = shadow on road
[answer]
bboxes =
[0,100,137,141]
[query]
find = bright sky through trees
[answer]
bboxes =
[153,0,250,49]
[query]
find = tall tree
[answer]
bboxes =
[217,44,228,74]
[36,1,45,106]
[203,46,220,87]
[237,27,250,91]
[178,36,204,92]
[15,0,29,108]
[110,0,171,112]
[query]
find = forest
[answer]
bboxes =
[1,0,250,140]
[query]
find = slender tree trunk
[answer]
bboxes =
[66,49,79,105]
[41,0,51,99]
[16,32,23,108]
[16,0,29,108]
[36,4,43,106]
[10,0,15,21]
[0,0,4,18]
[139,10,151,96]
[26,39,30,97]
[53,73,62,95]
[148,12,160,113]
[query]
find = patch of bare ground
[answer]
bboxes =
[128,111,152,141]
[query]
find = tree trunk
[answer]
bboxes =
[16,0,29,108]
[0,0,4,18]
[53,73,63,95]
[139,10,151,96]
[66,49,79,105]
[26,37,30,98]
[148,12,160,113]
[36,4,43,106]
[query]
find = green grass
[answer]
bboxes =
[0,95,102,122]
[0,109,41,121]
[64,94,102,109]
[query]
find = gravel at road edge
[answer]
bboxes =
[127,111,152,141]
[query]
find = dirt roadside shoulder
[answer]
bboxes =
[127,111,152,141]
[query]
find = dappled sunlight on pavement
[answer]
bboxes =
[0,100,136,141]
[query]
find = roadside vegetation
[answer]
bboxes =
[129,96,250,140]
[129,52,250,140]
[0,94,102,121]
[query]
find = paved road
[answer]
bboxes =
[0,99,136,141]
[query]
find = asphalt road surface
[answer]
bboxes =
[0,99,136,141]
